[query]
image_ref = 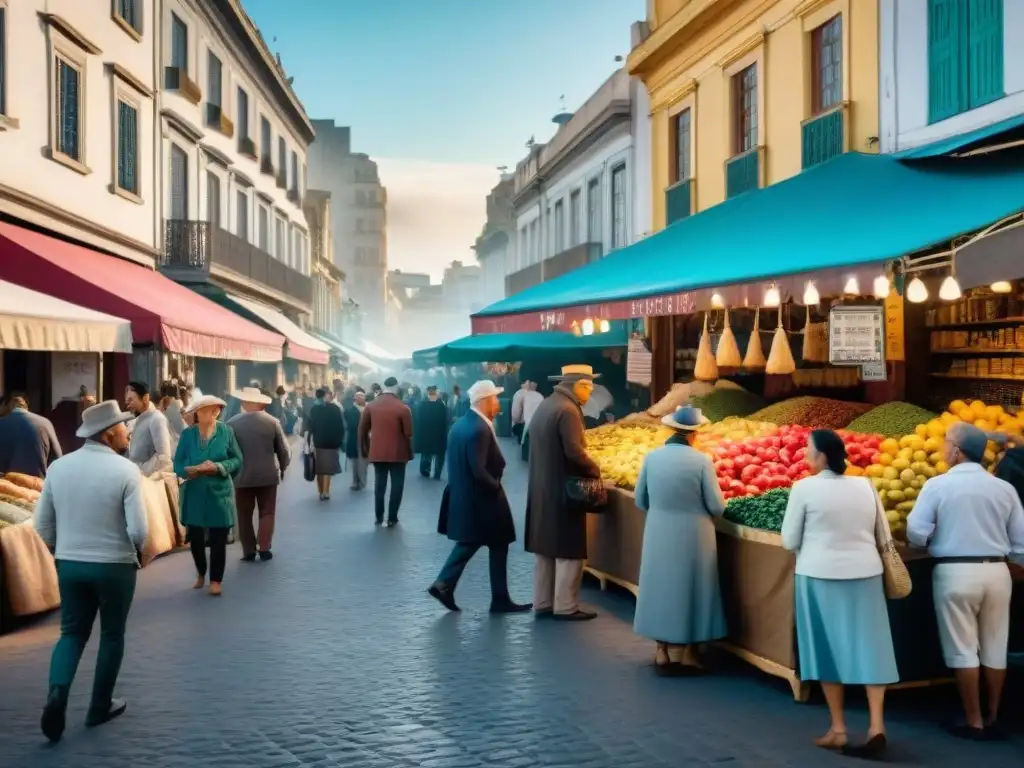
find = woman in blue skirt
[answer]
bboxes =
[782,429,898,759]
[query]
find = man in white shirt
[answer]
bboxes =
[34,401,148,743]
[510,381,529,443]
[125,381,173,476]
[581,382,614,428]
[519,382,545,462]
[907,422,1024,739]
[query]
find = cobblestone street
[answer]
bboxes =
[0,440,1021,768]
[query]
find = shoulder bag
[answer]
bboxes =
[867,478,912,599]
[303,441,316,483]
[565,477,608,514]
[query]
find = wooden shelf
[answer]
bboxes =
[930,348,1024,355]
[926,316,1024,330]
[929,373,1024,383]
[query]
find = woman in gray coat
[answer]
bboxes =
[633,406,727,675]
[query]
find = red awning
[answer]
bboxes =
[0,223,284,362]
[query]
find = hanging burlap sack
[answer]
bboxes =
[716,309,742,368]
[694,312,719,381]
[743,307,766,369]
[766,306,796,375]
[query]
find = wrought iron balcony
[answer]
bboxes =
[802,104,847,170]
[665,179,693,225]
[725,147,763,199]
[160,219,312,307]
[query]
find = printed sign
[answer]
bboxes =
[829,306,885,365]
[861,360,887,382]
[50,352,98,410]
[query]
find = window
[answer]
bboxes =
[301,163,306,194]
[0,6,6,115]
[54,56,82,161]
[116,99,139,194]
[236,87,249,141]
[529,219,538,263]
[545,205,552,256]
[928,0,1004,123]
[673,109,692,182]
[207,51,222,108]
[733,64,758,155]
[257,204,269,249]
[206,171,220,227]
[236,190,248,239]
[569,190,581,246]
[275,215,286,261]
[587,177,601,244]
[116,0,141,33]
[278,137,286,176]
[260,116,271,160]
[171,13,188,71]
[811,17,842,114]
[553,200,565,253]
[170,144,189,220]
[290,151,298,190]
[610,164,626,250]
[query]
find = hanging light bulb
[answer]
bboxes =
[843,276,860,296]
[570,321,582,337]
[598,319,611,333]
[873,275,890,299]
[939,275,962,301]
[764,283,781,308]
[710,292,725,309]
[581,318,595,336]
[803,281,820,305]
[906,276,929,303]
[991,280,1013,294]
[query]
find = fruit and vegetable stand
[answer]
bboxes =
[584,487,1023,701]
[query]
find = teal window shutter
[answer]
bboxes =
[967,0,1004,109]
[927,0,967,123]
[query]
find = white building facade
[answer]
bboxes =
[879,0,1024,154]
[156,0,316,315]
[0,0,159,266]
[509,68,652,297]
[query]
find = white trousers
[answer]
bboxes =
[533,556,584,614]
[933,562,1013,669]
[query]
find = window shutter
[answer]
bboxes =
[171,146,188,220]
[967,0,1003,109]
[118,102,137,193]
[927,0,966,123]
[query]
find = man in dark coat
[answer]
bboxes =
[524,365,603,621]
[0,394,62,478]
[428,380,531,614]
[415,386,449,479]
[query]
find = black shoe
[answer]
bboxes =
[841,733,887,760]
[654,662,704,678]
[385,519,398,528]
[258,550,273,562]
[534,609,553,619]
[374,519,383,526]
[85,698,127,728]
[941,721,987,741]
[419,471,430,478]
[428,583,460,612]
[490,600,533,614]
[240,553,256,562]
[552,609,598,622]
[40,685,68,743]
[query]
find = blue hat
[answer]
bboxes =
[661,405,709,432]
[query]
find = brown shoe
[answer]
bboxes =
[192,576,205,590]
[208,582,222,596]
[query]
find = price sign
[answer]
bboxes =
[626,336,652,387]
[861,360,887,382]
[829,306,885,365]
[50,352,98,409]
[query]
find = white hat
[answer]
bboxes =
[468,380,504,404]
[549,364,602,382]
[185,394,227,414]
[77,400,133,439]
[232,386,272,405]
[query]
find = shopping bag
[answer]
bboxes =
[303,446,316,482]
[869,479,912,599]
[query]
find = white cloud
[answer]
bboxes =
[374,157,500,281]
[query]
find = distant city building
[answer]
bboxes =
[473,174,515,305]
[306,120,388,324]
[442,260,483,313]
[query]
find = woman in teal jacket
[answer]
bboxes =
[174,395,242,596]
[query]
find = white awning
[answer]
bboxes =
[0,279,133,352]
[225,293,330,365]
[360,339,401,361]
[337,342,381,372]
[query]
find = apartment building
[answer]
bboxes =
[472,174,515,306]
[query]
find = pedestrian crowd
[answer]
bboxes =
[3,361,1023,759]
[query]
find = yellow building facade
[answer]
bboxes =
[630,0,879,231]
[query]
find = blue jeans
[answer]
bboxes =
[437,542,510,604]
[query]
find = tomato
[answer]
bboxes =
[718,478,731,492]
[778,447,792,465]
[729,479,746,492]
[769,436,782,448]
[740,464,759,482]
[744,484,761,496]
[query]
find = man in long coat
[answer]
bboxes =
[524,364,603,621]
[415,386,449,479]
[428,381,531,614]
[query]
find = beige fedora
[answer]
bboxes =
[233,386,272,405]
[549,364,602,382]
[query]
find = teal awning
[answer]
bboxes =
[413,326,628,368]
[473,152,1024,324]
[895,114,1024,159]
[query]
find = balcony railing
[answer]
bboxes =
[160,219,312,307]
[725,147,763,199]
[665,179,693,225]
[801,104,847,170]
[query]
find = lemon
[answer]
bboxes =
[984,405,1004,422]
[886,510,901,524]
[878,452,894,466]
[899,435,915,449]
[970,400,987,417]
[949,399,968,415]
[915,424,929,438]
[880,438,900,455]
[892,458,911,471]
[912,450,929,463]
[888,489,906,502]
[882,466,899,481]
[889,479,904,492]
[904,487,919,500]
[927,420,946,439]
[974,419,994,432]
[940,411,960,426]
[929,451,944,464]
[866,464,884,478]
[899,468,917,484]
[935,460,950,474]
[871,477,887,491]
[924,437,941,453]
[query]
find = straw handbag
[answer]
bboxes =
[869,480,912,599]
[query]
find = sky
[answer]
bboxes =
[244,0,646,279]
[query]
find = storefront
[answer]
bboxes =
[470,150,1024,699]
[0,222,284,398]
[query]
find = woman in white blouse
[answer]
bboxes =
[782,429,897,759]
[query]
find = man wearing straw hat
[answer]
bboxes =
[524,364,604,621]
[34,400,149,742]
[228,387,291,562]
